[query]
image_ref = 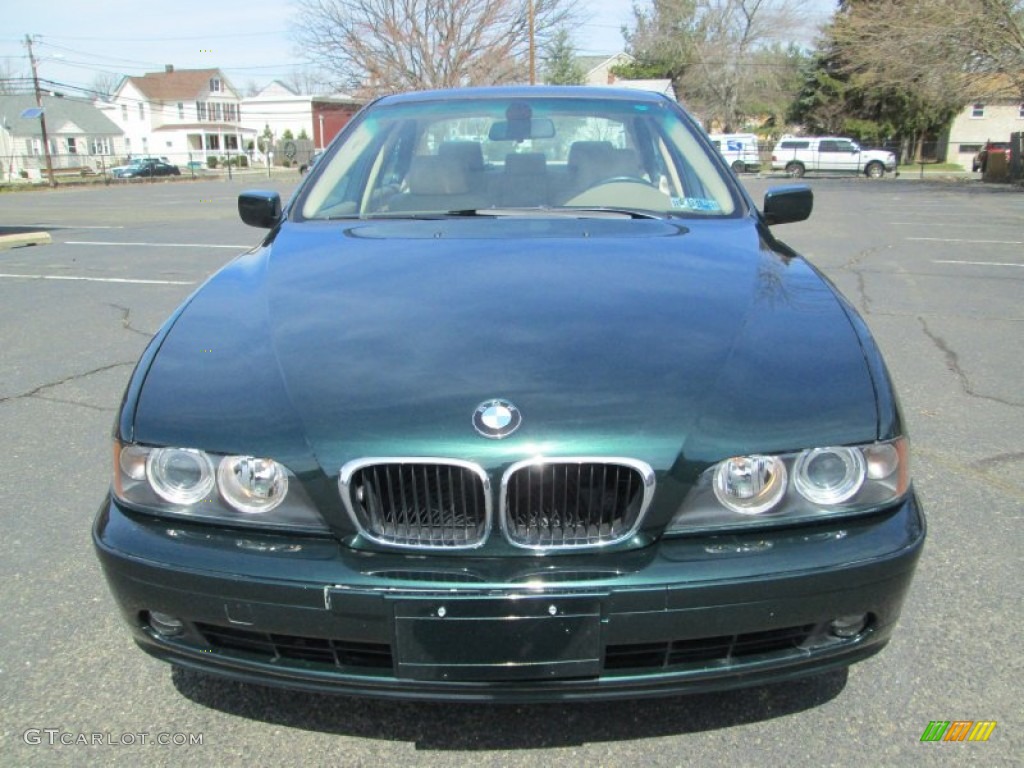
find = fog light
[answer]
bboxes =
[829,613,868,638]
[149,611,185,637]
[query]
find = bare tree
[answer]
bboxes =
[90,71,121,100]
[292,0,576,95]
[0,58,25,94]
[684,1,806,130]
[832,0,1024,101]
[283,67,334,95]
[621,0,812,130]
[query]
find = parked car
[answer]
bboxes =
[771,136,897,178]
[972,141,1012,173]
[94,86,924,702]
[709,132,761,173]
[298,149,324,175]
[111,158,181,178]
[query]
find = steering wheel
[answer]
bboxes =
[564,176,669,209]
[588,175,656,188]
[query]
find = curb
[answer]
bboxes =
[0,231,52,250]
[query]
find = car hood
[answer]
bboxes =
[132,217,880,475]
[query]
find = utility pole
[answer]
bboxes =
[24,34,56,187]
[528,0,536,85]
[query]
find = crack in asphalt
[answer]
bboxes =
[0,361,134,409]
[835,247,880,314]
[853,270,872,314]
[107,303,153,339]
[918,317,1023,409]
[972,451,1024,469]
[917,447,1024,499]
[31,394,116,412]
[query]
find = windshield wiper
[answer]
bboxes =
[315,207,667,221]
[445,207,664,220]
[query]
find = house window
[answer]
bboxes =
[210,77,221,92]
[26,138,42,156]
[223,103,236,122]
[196,101,207,121]
[205,134,220,150]
[178,102,185,119]
[66,137,78,154]
[225,135,239,150]
[210,102,223,121]
[139,103,145,119]
[971,103,985,118]
[1019,103,1024,119]
[90,137,112,155]
[121,104,128,121]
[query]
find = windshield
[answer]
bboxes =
[299,93,739,220]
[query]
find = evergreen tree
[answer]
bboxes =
[542,29,585,85]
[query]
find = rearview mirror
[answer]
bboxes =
[488,118,556,141]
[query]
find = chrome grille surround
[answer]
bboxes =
[340,458,491,550]
[500,458,655,550]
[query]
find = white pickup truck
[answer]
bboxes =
[771,136,897,178]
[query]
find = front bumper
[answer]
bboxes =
[94,494,924,702]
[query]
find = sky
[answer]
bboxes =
[1,0,837,98]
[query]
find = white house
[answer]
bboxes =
[574,53,675,98]
[942,77,1024,169]
[108,66,254,166]
[576,53,635,86]
[0,93,124,182]
[240,81,314,145]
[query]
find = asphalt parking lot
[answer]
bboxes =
[1,175,1021,766]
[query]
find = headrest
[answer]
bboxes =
[567,141,616,169]
[504,152,547,176]
[406,155,470,195]
[438,141,485,172]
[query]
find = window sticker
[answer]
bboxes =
[672,197,722,212]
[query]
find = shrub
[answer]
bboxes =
[207,156,219,168]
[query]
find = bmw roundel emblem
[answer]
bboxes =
[473,399,522,439]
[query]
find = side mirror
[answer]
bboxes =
[762,184,813,225]
[238,191,282,228]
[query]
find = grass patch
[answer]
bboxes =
[898,162,965,172]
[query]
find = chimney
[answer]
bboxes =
[165,64,174,73]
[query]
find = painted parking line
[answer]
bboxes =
[907,237,1023,245]
[0,273,194,285]
[65,240,252,249]
[932,260,1024,268]
[10,224,126,230]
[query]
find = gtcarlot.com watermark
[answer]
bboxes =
[23,729,203,747]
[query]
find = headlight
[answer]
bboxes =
[667,437,910,534]
[147,448,216,505]
[217,455,289,513]
[713,455,787,514]
[793,447,864,505]
[112,441,328,532]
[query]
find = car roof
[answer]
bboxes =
[373,85,674,107]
